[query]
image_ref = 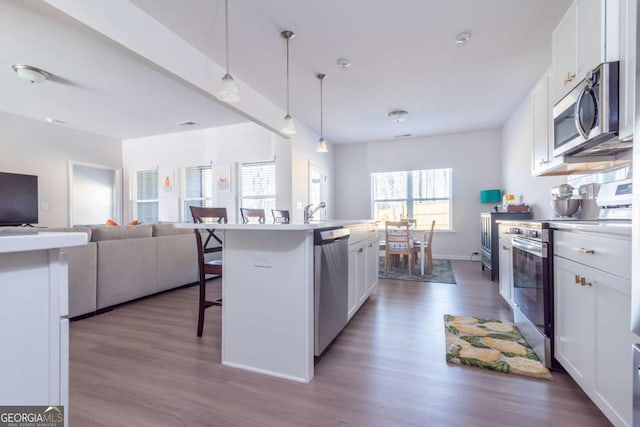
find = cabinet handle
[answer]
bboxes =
[368,243,373,248]
[573,247,595,254]
[357,248,364,253]
[580,277,592,287]
[575,275,581,284]
[502,245,509,251]
[539,159,549,166]
[563,72,576,85]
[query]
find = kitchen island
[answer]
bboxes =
[0,231,87,426]
[175,220,377,383]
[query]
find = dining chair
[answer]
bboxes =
[271,209,290,224]
[384,221,415,276]
[190,206,227,337]
[240,207,266,224]
[413,220,436,273]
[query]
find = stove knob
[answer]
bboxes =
[530,230,539,239]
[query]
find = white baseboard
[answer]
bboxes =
[434,254,481,262]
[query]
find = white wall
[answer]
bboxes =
[0,111,122,227]
[501,91,564,219]
[123,122,293,223]
[334,129,503,259]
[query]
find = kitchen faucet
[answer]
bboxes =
[304,202,326,222]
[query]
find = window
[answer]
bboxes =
[372,168,452,230]
[134,169,159,221]
[182,164,214,222]
[239,161,276,212]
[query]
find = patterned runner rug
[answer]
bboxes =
[444,314,552,380]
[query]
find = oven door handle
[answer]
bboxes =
[512,237,547,258]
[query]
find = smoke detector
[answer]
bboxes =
[455,31,471,46]
[388,110,408,123]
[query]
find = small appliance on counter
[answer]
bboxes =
[577,183,601,220]
[596,178,632,220]
[550,184,581,218]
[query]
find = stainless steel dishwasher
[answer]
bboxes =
[314,227,350,356]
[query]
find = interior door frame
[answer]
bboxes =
[68,160,122,226]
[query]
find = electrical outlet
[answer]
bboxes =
[253,252,272,268]
[296,202,303,210]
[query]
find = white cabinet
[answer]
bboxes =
[497,236,513,305]
[551,0,619,104]
[531,70,563,176]
[554,229,632,427]
[552,1,578,102]
[618,0,636,141]
[347,225,378,320]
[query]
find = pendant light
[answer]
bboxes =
[216,0,240,103]
[280,30,296,135]
[316,73,328,153]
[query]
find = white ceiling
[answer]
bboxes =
[1,0,572,143]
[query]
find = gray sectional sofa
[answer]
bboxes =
[1,223,217,318]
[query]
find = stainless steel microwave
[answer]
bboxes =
[552,62,629,158]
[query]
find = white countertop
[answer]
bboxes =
[549,220,631,236]
[175,219,376,231]
[0,231,88,254]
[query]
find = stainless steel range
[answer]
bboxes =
[508,221,557,369]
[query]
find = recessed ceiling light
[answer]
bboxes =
[455,31,471,46]
[388,110,408,123]
[395,133,412,138]
[336,58,351,69]
[11,64,51,83]
[177,120,198,127]
[45,117,65,125]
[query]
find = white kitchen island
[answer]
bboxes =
[0,231,87,425]
[176,220,376,383]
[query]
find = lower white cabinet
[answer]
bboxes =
[497,236,513,304]
[554,230,633,427]
[347,229,378,320]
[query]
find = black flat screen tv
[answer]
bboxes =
[0,172,38,226]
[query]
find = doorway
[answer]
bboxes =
[308,161,327,220]
[68,161,121,226]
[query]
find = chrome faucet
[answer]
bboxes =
[304,202,326,222]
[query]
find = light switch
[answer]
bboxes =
[40,202,49,211]
[296,202,303,210]
[253,252,272,268]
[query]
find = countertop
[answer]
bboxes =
[548,220,631,236]
[496,219,631,236]
[175,219,377,231]
[0,231,88,253]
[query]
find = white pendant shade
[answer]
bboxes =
[216,74,240,103]
[280,114,296,135]
[316,137,328,153]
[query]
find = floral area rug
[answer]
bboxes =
[378,257,456,284]
[444,314,552,380]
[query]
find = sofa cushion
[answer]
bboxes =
[152,223,192,237]
[90,224,153,242]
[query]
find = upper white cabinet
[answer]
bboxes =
[552,0,620,104]
[618,0,636,141]
[531,70,564,176]
[552,2,578,103]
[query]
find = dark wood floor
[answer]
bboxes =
[69,261,612,427]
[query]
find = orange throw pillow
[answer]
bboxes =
[106,219,118,226]
[127,220,139,226]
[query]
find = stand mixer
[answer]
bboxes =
[550,184,581,218]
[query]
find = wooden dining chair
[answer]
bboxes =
[240,208,266,224]
[271,209,290,224]
[413,220,436,273]
[190,206,227,337]
[384,221,415,277]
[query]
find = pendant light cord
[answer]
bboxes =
[286,36,290,115]
[224,0,230,74]
[320,77,323,137]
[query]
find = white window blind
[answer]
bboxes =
[135,169,159,222]
[183,164,214,222]
[239,161,276,211]
[372,168,452,230]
